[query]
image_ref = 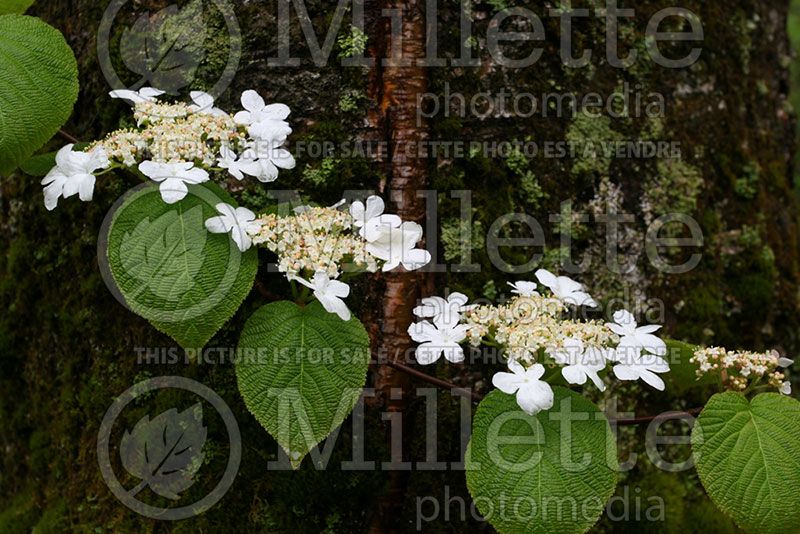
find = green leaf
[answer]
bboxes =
[19,142,90,176]
[465,388,618,534]
[0,15,78,176]
[692,392,800,533]
[236,300,370,469]
[0,0,35,15]
[105,182,257,349]
[663,338,716,393]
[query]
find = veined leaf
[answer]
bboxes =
[0,0,35,15]
[106,182,257,349]
[465,388,618,534]
[0,15,78,175]
[692,392,800,533]
[236,300,370,469]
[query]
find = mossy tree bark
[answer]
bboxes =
[0,0,797,532]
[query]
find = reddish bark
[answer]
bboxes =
[362,0,431,531]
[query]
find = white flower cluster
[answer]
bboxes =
[205,195,431,322]
[409,269,670,415]
[41,88,295,210]
[690,347,793,395]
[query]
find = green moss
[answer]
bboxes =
[336,25,367,60]
[566,114,623,176]
[338,89,365,113]
[0,489,38,534]
[734,162,760,200]
[440,216,485,263]
[643,158,703,222]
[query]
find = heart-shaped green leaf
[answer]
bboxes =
[236,300,370,469]
[105,182,257,349]
[692,392,800,533]
[0,15,78,175]
[466,388,618,534]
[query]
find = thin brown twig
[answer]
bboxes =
[57,129,80,144]
[375,358,704,426]
[371,359,482,401]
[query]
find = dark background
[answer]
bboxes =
[1,0,799,531]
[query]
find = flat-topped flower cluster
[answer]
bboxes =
[691,346,792,395]
[41,87,295,210]
[205,195,431,322]
[408,269,671,415]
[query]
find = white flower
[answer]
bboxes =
[233,90,292,144]
[610,346,670,391]
[492,361,554,415]
[108,87,164,104]
[508,281,539,297]
[188,91,227,116]
[413,293,474,324]
[780,381,792,395]
[293,271,351,321]
[217,146,255,181]
[535,269,598,307]
[41,144,109,210]
[606,309,666,356]
[550,338,607,391]
[775,352,793,368]
[138,161,209,204]
[408,314,469,365]
[204,203,259,252]
[234,141,296,183]
[350,195,385,236]
[365,219,431,271]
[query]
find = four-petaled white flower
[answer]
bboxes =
[108,87,164,104]
[217,146,256,181]
[408,314,468,365]
[550,338,607,391]
[508,281,539,297]
[292,271,352,321]
[780,381,792,396]
[138,161,210,204]
[42,144,110,211]
[365,219,431,272]
[609,346,670,391]
[234,141,296,183]
[535,269,598,307]
[205,203,260,252]
[350,195,386,236]
[413,292,474,323]
[492,361,554,415]
[188,91,227,116]
[233,90,292,144]
[606,309,666,356]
